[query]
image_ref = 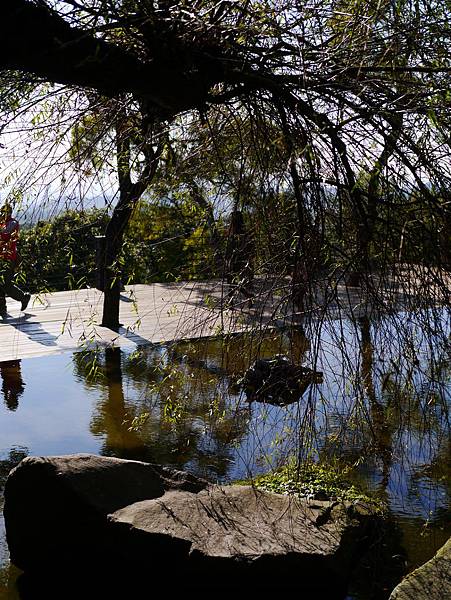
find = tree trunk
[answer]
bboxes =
[189,183,223,273]
[100,117,158,329]
[359,316,392,488]
[101,213,128,330]
[348,116,403,287]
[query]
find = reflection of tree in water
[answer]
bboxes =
[170,327,310,384]
[320,314,449,511]
[359,315,394,490]
[163,329,313,475]
[89,348,155,462]
[124,344,252,479]
[72,345,252,480]
[0,361,25,412]
[395,435,451,576]
[72,330,311,480]
[409,435,451,525]
[314,315,450,600]
[0,447,28,596]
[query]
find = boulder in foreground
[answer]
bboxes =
[110,483,376,592]
[5,454,377,594]
[4,453,207,572]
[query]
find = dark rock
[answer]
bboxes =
[5,454,378,594]
[240,354,323,405]
[4,453,207,572]
[109,485,376,592]
[389,536,451,600]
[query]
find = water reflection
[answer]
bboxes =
[73,345,251,480]
[359,315,394,491]
[0,311,448,599]
[0,447,28,600]
[0,363,25,412]
[67,320,450,518]
[69,323,450,597]
[0,448,28,502]
[89,347,154,461]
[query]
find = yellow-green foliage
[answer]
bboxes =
[19,201,221,293]
[20,209,109,293]
[243,459,386,511]
[125,197,220,282]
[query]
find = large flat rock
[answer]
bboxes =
[4,454,207,571]
[4,454,377,594]
[109,484,375,591]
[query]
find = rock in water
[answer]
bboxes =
[389,537,451,600]
[240,354,323,405]
[5,454,377,594]
[4,454,207,572]
[109,485,375,592]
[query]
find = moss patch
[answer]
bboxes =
[240,460,386,513]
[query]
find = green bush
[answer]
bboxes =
[19,209,108,293]
[18,201,221,294]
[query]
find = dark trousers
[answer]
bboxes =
[0,260,27,313]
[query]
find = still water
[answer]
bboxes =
[0,311,449,598]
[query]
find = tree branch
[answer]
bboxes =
[0,0,221,116]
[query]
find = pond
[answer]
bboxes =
[0,308,449,599]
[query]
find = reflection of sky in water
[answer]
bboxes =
[0,355,100,456]
[227,311,449,518]
[0,309,449,583]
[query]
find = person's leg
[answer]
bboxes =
[2,263,30,310]
[5,280,30,310]
[0,262,9,314]
[0,289,6,315]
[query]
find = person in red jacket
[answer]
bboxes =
[0,203,30,317]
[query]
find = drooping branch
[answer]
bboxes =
[0,0,222,116]
[1,2,140,94]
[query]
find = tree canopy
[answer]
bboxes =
[1,0,451,324]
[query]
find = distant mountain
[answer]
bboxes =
[16,194,113,226]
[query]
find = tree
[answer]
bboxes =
[1,0,451,327]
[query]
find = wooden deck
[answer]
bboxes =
[1,269,447,363]
[0,281,265,362]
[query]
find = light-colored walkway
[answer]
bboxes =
[1,268,447,362]
[0,282,262,362]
